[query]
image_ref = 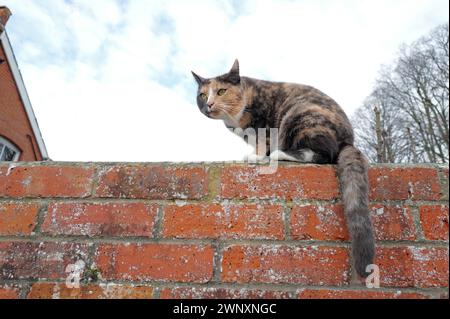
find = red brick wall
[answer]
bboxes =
[0,41,42,161]
[0,162,448,299]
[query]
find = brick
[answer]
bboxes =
[42,202,158,237]
[290,204,416,241]
[409,247,449,288]
[419,205,449,240]
[221,245,349,285]
[220,166,339,200]
[162,203,284,240]
[440,168,449,200]
[290,205,348,241]
[369,167,441,201]
[0,284,20,299]
[374,247,414,288]
[0,165,94,198]
[0,202,40,236]
[439,291,449,299]
[95,243,214,283]
[27,282,153,299]
[298,289,428,299]
[95,165,208,199]
[160,287,291,299]
[0,242,89,280]
[375,247,448,288]
[371,205,416,241]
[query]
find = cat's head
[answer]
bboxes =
[191,59,245,125]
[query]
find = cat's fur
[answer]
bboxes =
[192,60,375,277]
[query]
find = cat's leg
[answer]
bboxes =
[269,148,324,163]
[269,150,299,162]
[244,153,269,162]
[241,129,270,163]
[243,147,269,162]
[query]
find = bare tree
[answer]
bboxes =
[353,23,449,163]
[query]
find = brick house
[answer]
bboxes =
[0,6,48,161]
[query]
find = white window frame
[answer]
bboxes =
[0,136,21,161]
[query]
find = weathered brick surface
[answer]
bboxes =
[0,162,447,299]
[409,247,449,288]
[375,247,449,288]
[298,289,428,299]
[419,205,449,240]
[290,204,416,241]
[162,203,284,239]
[95,165,208,199]
[0,241,89,280]
[369,167,442,200]
[440,168,449,200]
[221,245,350,285]
[220,165,339,200]
[160,287,291,299]
[42,202,158,237]
[0,202,40,236]
[370,204,416,241]
[0,284,20,299]
[0,165,94,198]
[290,205,348,241]
[95,243,214,283]
[27,282,153,299]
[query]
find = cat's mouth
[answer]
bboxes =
[209,110,221,116]
[206,109,221,119]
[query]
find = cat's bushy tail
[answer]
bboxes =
[337,145,375,278]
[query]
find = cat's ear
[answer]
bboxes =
[226,59,240,84]
[229,59,239,75]
[191,71,206,85]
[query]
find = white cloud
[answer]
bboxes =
[2,0,449,161]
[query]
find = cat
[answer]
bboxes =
[192,59,375,278]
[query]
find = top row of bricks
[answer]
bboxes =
[0,163,447,201]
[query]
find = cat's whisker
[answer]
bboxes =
[213,105,240,127]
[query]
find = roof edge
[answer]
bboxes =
[0,31,50,160]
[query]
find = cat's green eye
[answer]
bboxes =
[217,89,227,96]
[199,93,207,101]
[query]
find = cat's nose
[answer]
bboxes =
[207,101,215,108]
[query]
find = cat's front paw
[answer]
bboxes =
[244,153,269,163]
[269,150,282,161]
[269,150,297,162]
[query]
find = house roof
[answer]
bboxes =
[0,8,49,160]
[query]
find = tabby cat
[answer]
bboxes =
[192,60,375,277]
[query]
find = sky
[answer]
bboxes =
[2,0,449,162]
